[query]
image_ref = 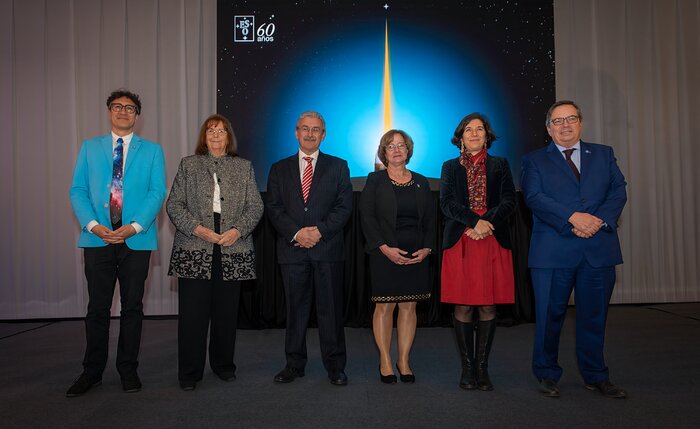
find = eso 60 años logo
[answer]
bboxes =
[234,16,276,43]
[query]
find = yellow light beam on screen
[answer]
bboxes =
[382,19,392,132]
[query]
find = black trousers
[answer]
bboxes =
[82,241,151,378]
[280,260,346,374]
[178,213,241,382]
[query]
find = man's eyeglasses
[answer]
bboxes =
[110,103,138,114]
[206,128,227,135]
[298,126,323,134]
[386,143,407,151]
[549,115,579,126]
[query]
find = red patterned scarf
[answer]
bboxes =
[459,149,487,211]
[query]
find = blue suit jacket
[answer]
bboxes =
[521,141,627,268]
[70,134,166,250]
[265,152,353,263]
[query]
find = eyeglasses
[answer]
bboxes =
[298,126,323,134]
[110,103,138,114]
[549,115,580,126]
[206,128,227,135]
[386,143,407,151]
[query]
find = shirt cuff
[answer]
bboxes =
[131,222,144,234]
[86,220,98,233]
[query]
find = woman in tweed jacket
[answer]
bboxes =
[167,114,263,391]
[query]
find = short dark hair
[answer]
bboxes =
[377,129,414,167]
[106,89,142,115]
[195,114,238,157]
[451,112,497,149]
[545,100,583,126]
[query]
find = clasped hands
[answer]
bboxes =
[193,225,241,246]
[568,212,604,238]
[464,219,495,241]
[293,226,322,248]
[379,244,431,265]
[92,224,136,244]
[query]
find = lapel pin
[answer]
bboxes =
[585,150,591,154]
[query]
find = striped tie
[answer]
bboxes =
[301,156,313,203]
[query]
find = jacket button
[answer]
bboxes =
[217,178,221,183]
[220,197,224,201]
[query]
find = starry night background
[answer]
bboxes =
[218,0,554,189]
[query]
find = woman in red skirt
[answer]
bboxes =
[440,112,516,391]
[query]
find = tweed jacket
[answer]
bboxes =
[167,154,263,280]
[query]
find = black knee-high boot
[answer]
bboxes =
[475,319,496,391]
[453,316,477,390]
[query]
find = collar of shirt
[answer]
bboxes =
[554,140,581,171]
[112,132,134,164]
[112,132,134,147]
[298,150,319,183]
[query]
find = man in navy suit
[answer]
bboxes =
[266,111,353,385]
[521,100,627,399]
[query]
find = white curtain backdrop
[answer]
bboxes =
[0,0,216,318]
[555,0,700,303]
[0,0,697,319]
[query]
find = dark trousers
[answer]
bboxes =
[280,261,346,374]
[82,243,151,378]
[178,213,241,382]
[531,259,616,384]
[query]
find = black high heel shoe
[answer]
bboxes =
[379,367,397,384]
[396,362,415,383]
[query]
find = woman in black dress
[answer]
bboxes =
[359,129,435,383]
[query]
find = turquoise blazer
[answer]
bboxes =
[70,134,166,250]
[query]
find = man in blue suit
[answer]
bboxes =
[67,89,166,397]
[266,111,353,386]
[521,100,627,399]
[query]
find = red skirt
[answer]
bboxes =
[441,231,514,305]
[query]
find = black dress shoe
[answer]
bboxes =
[379,367,397,384]
[66,373,102,397]
[121,374,142,393]
[539,379,560,398]
[329,370,348,386]
[585,380,627,398]
[396,362,415,383]
[216,371,237,382]
[274,367,305,383]
[179,381,196,391]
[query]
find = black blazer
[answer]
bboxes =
[266,152,353,263]
[359,169,435,255]
[440,155,516,250]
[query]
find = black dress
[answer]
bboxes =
[369,179,431,303]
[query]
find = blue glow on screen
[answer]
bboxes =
[251,21,514,185]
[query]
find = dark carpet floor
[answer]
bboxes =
[1,304,699,428]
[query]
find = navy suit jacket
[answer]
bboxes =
[440,155,516,250]
[266,152,353,263]
[521,141,627,268]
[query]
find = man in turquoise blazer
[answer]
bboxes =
[67,89,166,397]
[521,100,627,399]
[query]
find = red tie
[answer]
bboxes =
[302,156,313,203]
[563,148,580,181]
